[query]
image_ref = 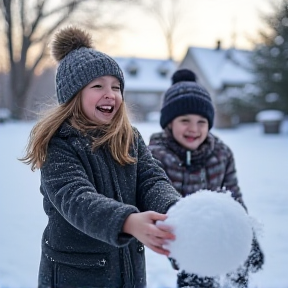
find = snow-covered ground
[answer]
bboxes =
[0,120,288,288]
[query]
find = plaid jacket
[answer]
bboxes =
[148,130,265,286]
[148,130,246,208]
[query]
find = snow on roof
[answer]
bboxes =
[187,47,254,90]
[114,57,176,92]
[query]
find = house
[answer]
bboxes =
[115,57,176,121]
[178,42,255,128]
[0,58,176,121]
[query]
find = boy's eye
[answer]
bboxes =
[199,120,207,124]
[113,86,120,90]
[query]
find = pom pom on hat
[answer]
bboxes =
[51,26,125,104]
[51,26,93,62]
[160,69,214,129]
[172,69,197,84]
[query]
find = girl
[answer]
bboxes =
[20,26,180,288]
[148,69,264,288]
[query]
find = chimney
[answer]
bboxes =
[216,40,221,50]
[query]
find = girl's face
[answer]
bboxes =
[81,75,122,123]
[169,114,209,150]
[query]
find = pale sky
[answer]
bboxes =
[101,0,282,61]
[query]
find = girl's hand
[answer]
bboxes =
[123,211,175,256]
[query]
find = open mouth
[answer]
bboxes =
[184,135,197,141]
[96,105,114,113]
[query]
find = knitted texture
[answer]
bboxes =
[160,79,214,129]
[56,47,124,104]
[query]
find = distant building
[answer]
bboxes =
[1,58,176,121]
[115,57,176,121]
[10,51,259,126]
[179,42,255,128]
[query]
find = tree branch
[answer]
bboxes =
[28,0,46,38]
[31,42,47,71]
[2,0,14,65]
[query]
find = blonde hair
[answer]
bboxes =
[20,93,136,171]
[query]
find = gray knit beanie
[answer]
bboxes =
[160,69,214,130]
[50,26,125,104]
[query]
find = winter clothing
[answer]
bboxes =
[175,236,264,288]
[177,272,220,288]
[36,26,181,288]
[149,130,245,204]
[227,237,265,287]
[245,235,265,273]
[52,27,125,104]
[150,68,264,288]
[160,69,214,130]
[171,68,197,84]
[148,130,264,287]
[38,122,180,288]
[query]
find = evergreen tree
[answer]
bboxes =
[252,0,288,114]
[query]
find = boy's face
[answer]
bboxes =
[169,114,209,150]
[81,75,122,123]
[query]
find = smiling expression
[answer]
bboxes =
[169,114,209,150]
[81,76,122,123]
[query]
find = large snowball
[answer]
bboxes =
[160,190,253,277]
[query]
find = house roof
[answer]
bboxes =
[185,47,254,90]
[114,57,176,92]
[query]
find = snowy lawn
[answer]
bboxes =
[0,120,288,288]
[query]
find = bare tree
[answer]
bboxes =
[0,0,137,119]
[142,0,186,60]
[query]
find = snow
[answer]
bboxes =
[0,108,11,120]
[0,120,288,288]
[159,190,253,277]
[256,110,285,122]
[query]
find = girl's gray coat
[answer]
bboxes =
[39,122,180,288]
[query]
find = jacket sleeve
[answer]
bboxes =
[40,136,138,247]
[148,145,166,170]
[135,130,181,213]
[222,145,247,210]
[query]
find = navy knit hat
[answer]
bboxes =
[160,69,214,129]
[50,26,124,104]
